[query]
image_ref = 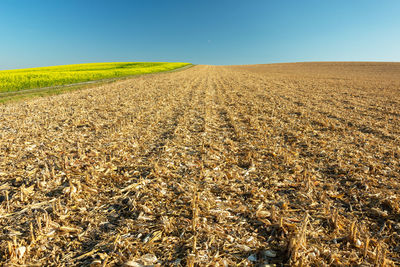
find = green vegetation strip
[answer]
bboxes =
[0,62,191,93]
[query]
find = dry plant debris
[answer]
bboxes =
[0,62,400,266]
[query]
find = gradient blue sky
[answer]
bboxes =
[1,0,399,69]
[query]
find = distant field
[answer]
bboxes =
[0,62,190,92]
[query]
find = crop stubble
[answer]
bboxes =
[0,63,399,266]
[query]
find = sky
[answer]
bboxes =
[0,0,400,69]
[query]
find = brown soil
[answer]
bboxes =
[1,63,399,266]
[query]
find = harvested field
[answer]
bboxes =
[0,62,399,266]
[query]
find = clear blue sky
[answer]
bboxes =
[1,0,399,69]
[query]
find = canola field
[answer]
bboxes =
[0,62,190,92]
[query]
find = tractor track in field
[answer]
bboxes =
[1,63,400,266]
